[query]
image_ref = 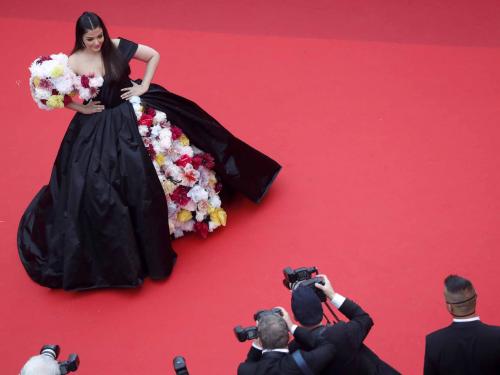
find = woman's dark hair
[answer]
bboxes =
[72,12,130,82]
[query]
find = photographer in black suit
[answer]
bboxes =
[288,275,400,375]
[424,274,500,375]
[238,309,337,375]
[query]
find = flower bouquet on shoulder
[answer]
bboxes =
[29,53,103,110]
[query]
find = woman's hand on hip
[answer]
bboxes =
[121,81,148,100]
[80,100,105,114]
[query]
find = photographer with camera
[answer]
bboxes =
[20,345,79,375]
[288,274,400,375]
[237,308,337,375]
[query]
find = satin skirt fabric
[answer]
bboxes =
[18,84,280,291]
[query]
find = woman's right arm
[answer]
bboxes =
[66,100,105,114]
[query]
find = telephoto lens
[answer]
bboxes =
[40,344,60,359]
[173,356,189,375]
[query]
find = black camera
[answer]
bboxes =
[173,356,189,375]
[296,277,327,302]
[282,266,318,289]
[234,325,258,342]
[253,307,283,321]
[40,345,79,374]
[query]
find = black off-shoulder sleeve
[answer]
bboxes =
[118,37,139,62]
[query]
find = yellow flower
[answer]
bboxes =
[33,76,41,88]
[177,209,193,222]
[162,180,176,195]
[179,134,190,146]
[210,207,227,226]
[46,95,64,108]
[155,154,165,165]
[50,65,64,78]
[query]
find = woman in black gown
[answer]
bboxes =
[18,12,280,291]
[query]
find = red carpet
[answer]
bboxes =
[1,1,500,374]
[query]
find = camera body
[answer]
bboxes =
[234,325,258,342]
[253,307,283,321]
[40,345,79,374]
[296,277,327,302]
[283,266,318,289]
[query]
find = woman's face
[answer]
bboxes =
[83,27,104,52]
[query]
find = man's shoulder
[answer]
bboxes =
[426,325,453,343]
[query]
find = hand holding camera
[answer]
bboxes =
[314,274,335,300]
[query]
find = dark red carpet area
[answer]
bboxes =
[1,1,500,374]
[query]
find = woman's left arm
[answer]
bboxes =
[120,44,160,100]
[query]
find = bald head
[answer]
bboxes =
[444,275,477,317]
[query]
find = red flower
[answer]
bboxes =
[63,95,72,106]
[194,222,209,239]
[145,107,156,116]
[90,87,98,97]
[81,75,90,88]
[201,153,215,169]
[191,155,203,169]
[138,114,154,127]
[39,79,52,89]
[146,144,156,159]
[175,154,192,167]
[170,186,190,206]
[36,56,52,64]
[51,89,59,95]
[171,126,183,140]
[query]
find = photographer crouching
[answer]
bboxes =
[288,273,400,375]
[238,308,337,375]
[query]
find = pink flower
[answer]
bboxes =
[171,126,183,140]
[194,222,209,238]
[175,154,192,167]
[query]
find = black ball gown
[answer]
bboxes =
[18,38,281,291]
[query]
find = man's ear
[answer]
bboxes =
[446,303,453,314]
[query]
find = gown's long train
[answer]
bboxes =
[18,38,281,291]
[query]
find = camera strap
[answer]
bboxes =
[292,351,314,375]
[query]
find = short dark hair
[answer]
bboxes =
[257,314,289,350]
[444,274,476,316]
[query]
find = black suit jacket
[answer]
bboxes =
[289,298,400,375]
[238,341,336,375]
[424,320,500,375]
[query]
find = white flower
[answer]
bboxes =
[208,221,220,232]
[129,95,141,104]
[209,195,221,208]
[158,128,172,150]
[187,185,209,203]
[195,211,206,222]
[153,111,167,124]
[150,124,162,138]
[180,220,194,232]
[138,125,149,137]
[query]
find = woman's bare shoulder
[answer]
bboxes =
[68,52,82,72]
